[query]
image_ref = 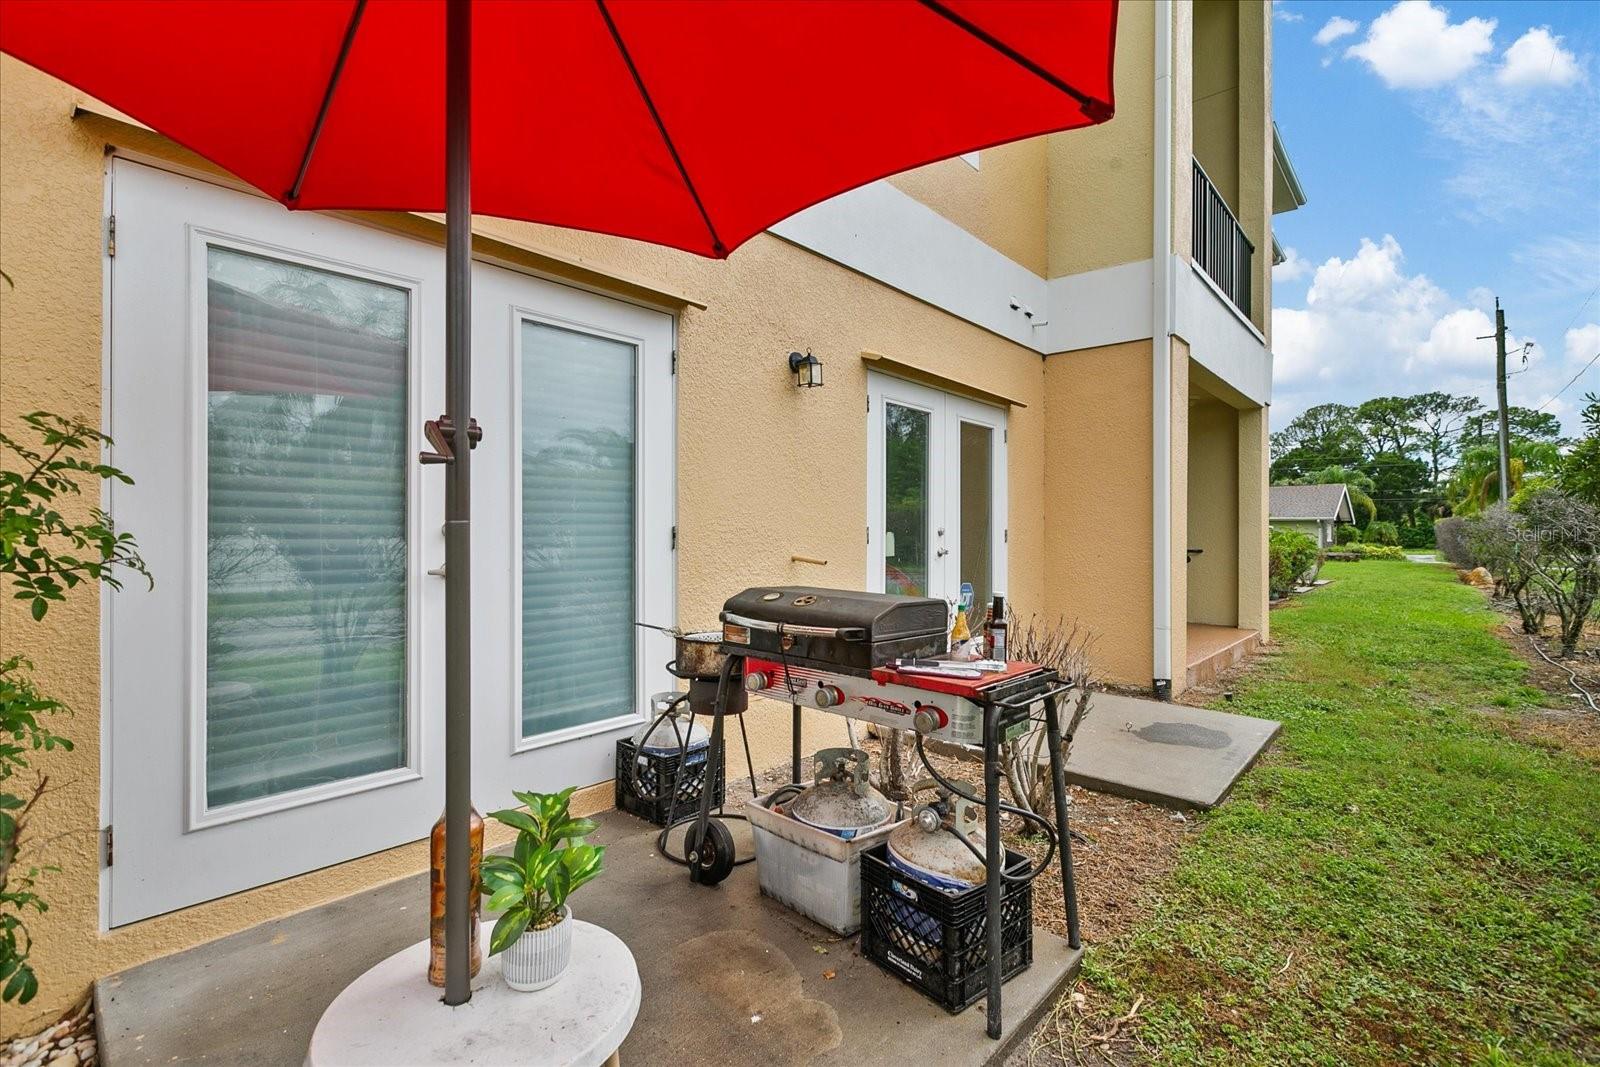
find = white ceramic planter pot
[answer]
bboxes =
[501,906,573,992]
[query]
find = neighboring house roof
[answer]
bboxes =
[1270,484,1354,523]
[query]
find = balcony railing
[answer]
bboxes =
[1192,158,1254,318]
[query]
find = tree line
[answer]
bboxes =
[1269,391,1585,532]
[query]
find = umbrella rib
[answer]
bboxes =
[595,0,726,257]
[915,0,1112,122]
[287,0,370,203]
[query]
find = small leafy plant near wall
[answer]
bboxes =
[1,412,150,1005]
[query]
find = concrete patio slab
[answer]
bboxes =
[97,810,1080,1067]
[1063,691,1281,810]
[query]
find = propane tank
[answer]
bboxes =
[787,748,892,840]
[885,787,987,890]
[634,691,711,757]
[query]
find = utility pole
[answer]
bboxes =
[1494,300,1510,505]
[1480,299,1512,504]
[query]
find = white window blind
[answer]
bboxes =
[205,246,409,808]
[521,321,637,737]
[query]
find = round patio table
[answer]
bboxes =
[306,920,639,1067]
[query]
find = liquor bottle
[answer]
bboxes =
[428,805,484,986]
[988,592,1008,662]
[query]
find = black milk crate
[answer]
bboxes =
[859,842,1034,1013]
[614,736,725,827]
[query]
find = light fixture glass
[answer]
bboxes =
[788,349,823,388]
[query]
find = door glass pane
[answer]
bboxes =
[205,246,409,808]
[522,321,636,736]
[958,421,993,628]
[884,403,930,596]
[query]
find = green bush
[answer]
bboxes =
[1397,523,1435,549]
[1334,524,1361,545]
[1434,516,1471,567]
[1269,527,1321,597]
[1365,520,1401,546]
[1353,542,1406,560]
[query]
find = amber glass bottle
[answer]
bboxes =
[427,806,484,986]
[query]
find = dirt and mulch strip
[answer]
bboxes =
[1470,593,1600,766]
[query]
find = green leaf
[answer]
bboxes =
[488,906,531,956]
[30,598,46,621]
[484,885,524,913]
[487,808,538,834]
[552,817,597,842]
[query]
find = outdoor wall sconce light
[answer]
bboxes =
[788,349,824,388]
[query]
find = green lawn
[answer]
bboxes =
[1082,561,1599,1065]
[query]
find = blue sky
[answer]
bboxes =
[1268,0,1600,435]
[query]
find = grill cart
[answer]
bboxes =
[686,587,1083,1041]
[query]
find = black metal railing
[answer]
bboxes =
[1192,158,1254,318]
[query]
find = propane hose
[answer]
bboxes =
[913,732,1057,886]
[652,667,756,868]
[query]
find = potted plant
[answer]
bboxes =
[482,786,605,991]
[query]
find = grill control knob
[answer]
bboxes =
[813,684,845,709]
[744,671,771,692]
[912,705,948,735]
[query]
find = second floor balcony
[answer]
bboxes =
[1192,157,1254,319]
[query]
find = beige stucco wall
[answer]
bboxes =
[1040,341,1152,688]
[0,57,1058,1032]
[1192,0,1241,210]
[1186,396,1240,627]
[1046,0,1154,278]
[1239,404,1270,637]
[1240,0,1273,340]
[888,139,1049,277]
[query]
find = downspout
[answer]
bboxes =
[1151,0,1174,700]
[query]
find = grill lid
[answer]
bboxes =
[722,586,947,640]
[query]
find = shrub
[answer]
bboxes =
[1270,527,1321,597]
[1398,523,1435,549]
[1517,489,1600,655]
[1464,505,1544,634]
[1352,543,1406,560]
[1434,516,1472,567]
[1365,520,1400,546]
[1334,524,1361,546]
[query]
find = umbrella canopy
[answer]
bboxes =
[0,0,1117,258]
[1,0,1118,1016]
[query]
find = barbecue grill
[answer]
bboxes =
[683,585,1085,1041]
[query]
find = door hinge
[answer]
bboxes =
[103,825,113,867]
[866,526,870,544]
[670,525,677,550]
[1004,528,1009,543]
[105,214,116,257]
[671,348,677,375]
[1003,429,1008,444]
[866,394,871,412]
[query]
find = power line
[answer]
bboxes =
[1535,350,1600,412]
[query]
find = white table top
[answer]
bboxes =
[306,920,640,1067]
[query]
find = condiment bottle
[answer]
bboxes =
[988,592,1008,662]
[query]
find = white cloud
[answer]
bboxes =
[1273,245,1312,285]
[1313,16,1359,47]
[1273,2,1304,24]
[1268,236,1587,434]
[1345,1,1496,89]
[1498,27,1581,88]
[1567,323,1600,363]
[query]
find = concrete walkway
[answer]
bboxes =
[1063,691,1281,810]
[97,810,1080,1067]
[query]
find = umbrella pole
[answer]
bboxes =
[442,0,474,1008]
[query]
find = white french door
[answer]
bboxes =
[866,373,1007,616]
[105,160,674,925]
[107,160,446,925]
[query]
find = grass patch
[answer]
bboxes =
[1085,561,1599,1065]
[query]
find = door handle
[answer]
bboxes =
[936,548,949,557]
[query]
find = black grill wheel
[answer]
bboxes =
[687,819,735,885]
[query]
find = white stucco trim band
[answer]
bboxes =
[768,180,1050,351]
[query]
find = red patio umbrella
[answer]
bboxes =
[1,0,1117,1011]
